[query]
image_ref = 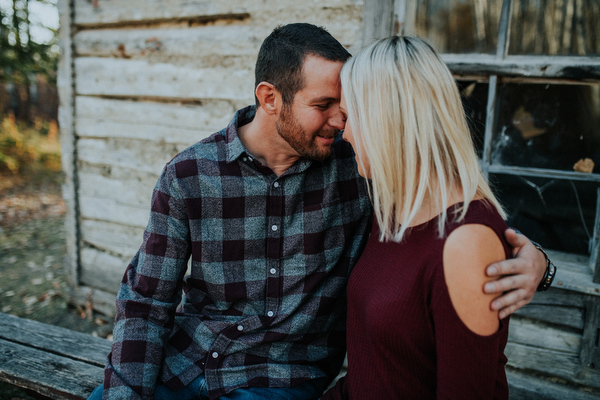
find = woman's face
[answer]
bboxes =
[340,91,371,179]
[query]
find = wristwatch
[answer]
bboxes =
[533,243,557,291]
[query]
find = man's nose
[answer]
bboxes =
[329,110,346,130]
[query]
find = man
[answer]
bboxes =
[90,23,550,400]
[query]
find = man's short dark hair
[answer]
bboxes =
[254,23,351,107]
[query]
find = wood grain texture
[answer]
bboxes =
[75,96,232,143]
[508,317,581,354]
[0,313,110,399]
[81,219,143,258]
[77,137,182,175]
[581,298,600,368]
[443,54,600,81]
[507,369,600,399]
[75,57,255,102]
[72,0,362,37]
[514,288,585,330]
[0,313,110,364]
[57,0,79,288]
[79,247,131,293]
[68,286,118,317]
[74,0,250,26]
[74,25,262,69]
[506,342,600,388]
[361,0,395,45]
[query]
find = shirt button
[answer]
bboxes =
[273,182,280,188]
[267,311,274,317]
[237,325,244,331]
[243,157,248,162]
[270,268,276,274]
[212,352,219,358]
[271,225,278,231]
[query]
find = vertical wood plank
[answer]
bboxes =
[496,0,513,59]
[581,297,600,368]
[592,188,600,283]
[361,0,395,46]
[57,0,80,287]
[482,75,498,180]
[399,0,417,35]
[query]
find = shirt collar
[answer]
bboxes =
[223,105,319,175]
[225,105,256,163]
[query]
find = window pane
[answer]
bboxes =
[491,83,600,172]
[414,0,503,54]
[509,0,600,56]
[457,80,489,157]
[491,174,596,255]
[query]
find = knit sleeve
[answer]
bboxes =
[431,242,510,400]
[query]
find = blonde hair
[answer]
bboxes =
[340,36,505,242]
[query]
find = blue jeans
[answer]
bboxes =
[88,375,326,400]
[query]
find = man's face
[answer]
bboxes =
[275,56,346,161]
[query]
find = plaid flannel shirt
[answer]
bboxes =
[103,106,373,399]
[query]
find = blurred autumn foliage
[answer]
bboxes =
[0,112,60,176]
[0,0,59,180]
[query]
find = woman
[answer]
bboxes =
[323,36,511,399]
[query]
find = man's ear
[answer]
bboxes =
[255,82,280,115]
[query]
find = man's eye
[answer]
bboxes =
[316,104,329,109]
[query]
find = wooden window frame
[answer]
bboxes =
[363,0,600,291]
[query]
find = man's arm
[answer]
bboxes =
[103,165,191,399]
[483,229,550,319]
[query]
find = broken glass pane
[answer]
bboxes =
[491,174,597,255]
[414,0,502,54]
[492,82,600,172]
[509,0,600,56]
[457,80,489,157]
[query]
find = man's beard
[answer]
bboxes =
[276,106,339,161]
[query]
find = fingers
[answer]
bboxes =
[496,298,529,319]
[488,287,533,318]
[484,229,549,318]
[484,274,536,318]
[484,269,537,294]
[503,228,526,249]
[486,257,534,278]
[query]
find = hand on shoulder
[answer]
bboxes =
[443,224,507,336]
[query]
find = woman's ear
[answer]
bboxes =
[255,82,280,115]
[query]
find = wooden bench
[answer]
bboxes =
[4,311,599,400]
[0,312,110,399]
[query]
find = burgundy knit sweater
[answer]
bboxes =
[323,200,511,400]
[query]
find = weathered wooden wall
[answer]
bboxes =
[58,0,364,313]
[507,284,600,399]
